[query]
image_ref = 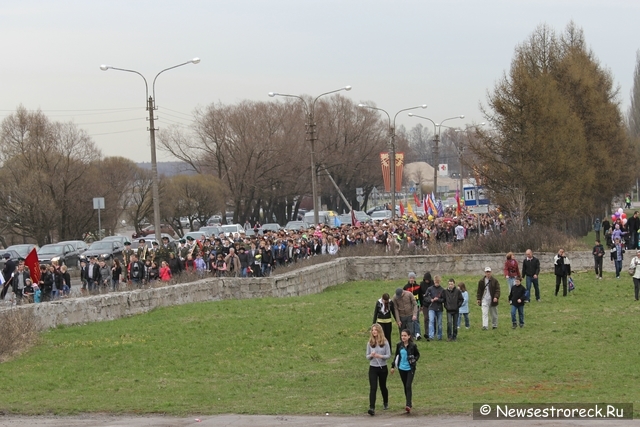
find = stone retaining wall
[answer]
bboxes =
[13,251,609,330]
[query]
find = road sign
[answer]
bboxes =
[356,187,363,196]
[356,195,364,203]
[468,205,489,214]
[463,186,489,206]
[93,197,105,209]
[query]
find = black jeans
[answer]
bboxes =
[446,311,459,339]
[555,275,567,296]
[368,365,388,409]
[634,278,640,300]
[594,257,603,278]
[379,322,392,345]
[399,369,414,407]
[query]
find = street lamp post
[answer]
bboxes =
[408,114,464,199]
[268,86,351,226]
[358,104,427,218]
[100,58,200,243]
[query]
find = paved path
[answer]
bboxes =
[0,414,637,427]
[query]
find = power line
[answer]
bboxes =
[89,128,144,136]
[75,117,144,125]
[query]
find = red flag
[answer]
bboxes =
[399,201,405,216]
[25,248,40,285]
[423,196,428,214]
[455,189,462,217]
[351,210,360,227]
[413,192,420,207]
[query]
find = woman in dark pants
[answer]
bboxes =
[391,329,420,413]
[372,293,395,344]
[365,323,391,416]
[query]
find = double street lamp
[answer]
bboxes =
[268,86,352,226]
[100,58,200,243]
[358,104,427,217]
[408,114,464,198]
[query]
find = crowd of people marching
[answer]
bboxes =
[364,242,583,415]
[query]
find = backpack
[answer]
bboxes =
[131,262,141,279]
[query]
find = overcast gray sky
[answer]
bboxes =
[1,0,638,162]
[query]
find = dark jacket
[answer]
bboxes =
[11,268,30,294]
[592,244,605,260]
[424,285,445,312]
[610,245,625,262]
[2,259,16,282]
[509,284,527,307]
[81,263,100,283]
[129,260,144,280]
[443,286,464,312]
[476,276,501,306]
[522,256,540,277]
[418,272,433,306]
[553,255,571,276]
[373,299,396,325]
[392,341,420,372]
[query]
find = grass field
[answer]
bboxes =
[1,269,640,416]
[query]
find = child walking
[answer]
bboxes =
[509,276,527,328]
[457,282,470,329]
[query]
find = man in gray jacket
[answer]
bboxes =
[393,287,417,339]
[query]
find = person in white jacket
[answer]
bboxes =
[630,249,640,300]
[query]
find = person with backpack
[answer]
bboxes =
[128,254,144,288]
[403,272,422,340]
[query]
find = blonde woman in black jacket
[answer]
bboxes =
[391,329,420,413]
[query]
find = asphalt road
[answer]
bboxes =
[0,414,637,427]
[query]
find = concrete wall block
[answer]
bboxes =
[11,250,610,330]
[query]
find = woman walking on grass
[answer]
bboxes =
[366,323,391,416]
[391,329,420,413]
[629,249,640,300]
[372,293,395,344]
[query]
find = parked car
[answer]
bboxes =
[0,249,21,270]
[101,236,131,245]
[198,225,223,237]
[354,211,372,223]
[59,240,89,256]
[337,214,352,225]
[183,231,209,242]
[303,210,337,227]
[6,244,38,259]
[132,224,176,239]
[284,221,311,231]
[370,210,392,221]
[135,234,175,248]
[260,223,282,233]
[366,205,389,215]
[220,224,243,237]
[37,243,80,267]
[207,215,222,226]
[80,240,124,263]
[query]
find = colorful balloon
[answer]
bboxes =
[623,218,628,226]
[618,208,624,214]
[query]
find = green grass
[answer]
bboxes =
[2,271,640,416]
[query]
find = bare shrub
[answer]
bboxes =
[0,308,39,362]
